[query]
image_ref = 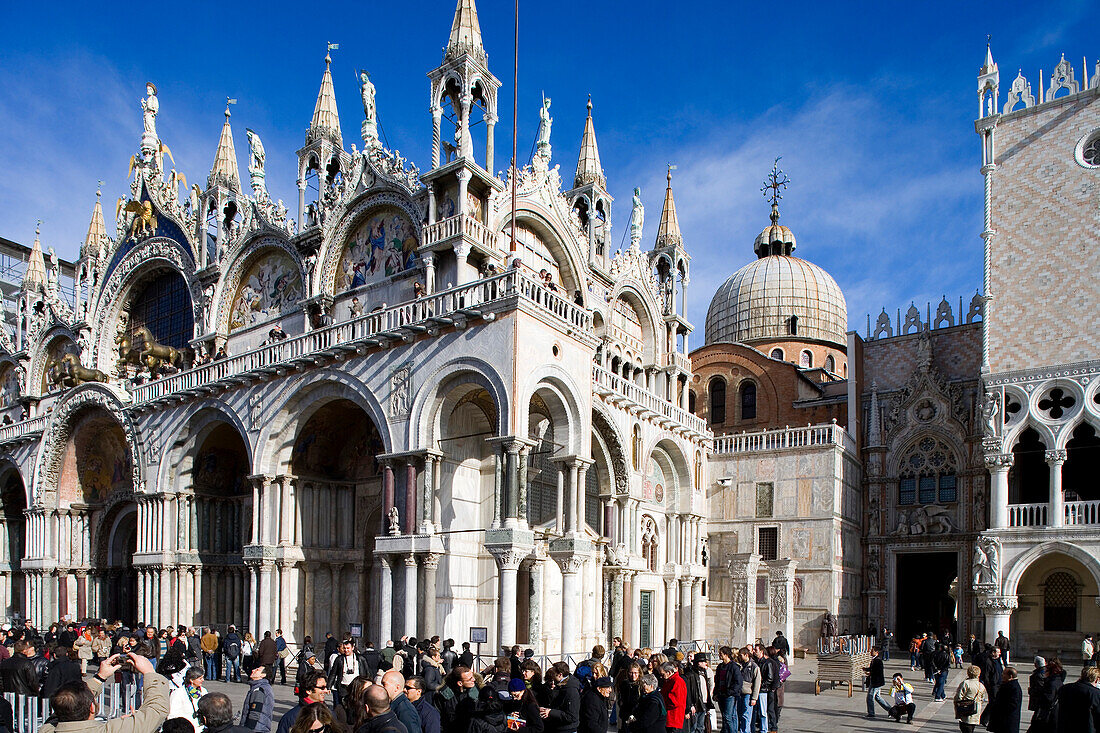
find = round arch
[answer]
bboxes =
[255,370,392,476]
[591,405,629,496]
[518,366,586,455]
[32,384,144,506]
[212,234,304,335]
[89,237,197,374]
[316,191,424,297]
[407,357,510,449]
[30,327,80,397]
[501,205,588,299]
[156,399,254,494]
[607,283,663,364]
[648,438,693,500]
[1002,540,1100,597]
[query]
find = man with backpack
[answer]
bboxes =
[223,626,243,683]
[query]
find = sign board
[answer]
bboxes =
[470,626,488,644]
[349,623,363,638]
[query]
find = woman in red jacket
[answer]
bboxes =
[659,661,687,731]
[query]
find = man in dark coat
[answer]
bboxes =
[406,678,440,733]
[39,647,82,699]
[770,632,790,659]
[323,633,339,673]
[1028,657,1047,713]
[578,677,612,733]
[199,693,252,733]
[362,684,410,733]
[383,670,422,733]
[1055,666,1100,733]
[2,640,41,695]
[363,641,382,681]
[329,640,370,706]
[542,662,581,733]
[434,666,477,731]
[986,667,1022,733]
[257,632,279,684]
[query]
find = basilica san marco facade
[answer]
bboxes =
[0,0,709,655]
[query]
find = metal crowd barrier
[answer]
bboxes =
[4,680,139,733]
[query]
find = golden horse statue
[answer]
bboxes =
[130,327,182,375]
[60,354,108,386]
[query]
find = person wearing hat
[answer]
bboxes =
[578,677,612,733]
[505,677,544,733]
[682,654,713,733]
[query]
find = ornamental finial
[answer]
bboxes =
[761,156,790,224]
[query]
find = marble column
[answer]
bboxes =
[663,579,676,645]
[403,555,418,638]
[691,578,705,643]
[556,555,584,655]
[766,559,797,651]
[679,578,692,641]
[276,561,288,635]
[523,559,543,649]
[610,570,625,641]
[728,553,762,645]
[504,442,520,526]
[420,554,439,635]
[492,445,504,529]
[302,562,316,637]
[330,563,344,636]
[159,564,172,627]
[357,562,369,631]
[378,557,393,643]
[985,454,1013,529]
[979,596,1018,645]
[382,464,395,534]
[1047,450,1066,528]
[491,549,524,648]
[405,462,418,534]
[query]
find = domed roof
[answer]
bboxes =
[705,254,848,348]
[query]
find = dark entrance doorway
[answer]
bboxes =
[105,508,138,623]
[896,552,958,645]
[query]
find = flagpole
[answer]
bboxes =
[509,0,519,254]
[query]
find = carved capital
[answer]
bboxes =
[727,552,762,581]
[488,547,527,571]
[1045,450,1067,465]
[404,554,418,568]
[976,594,1018,614]
[554,553,586,575]
[984,453,1014,471]
[422,553,441,571]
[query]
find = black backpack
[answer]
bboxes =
[225,637,241,660]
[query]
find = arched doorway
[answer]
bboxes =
[291,398,383,639]
[190,422,250,628]
[56,406,136,622]
[0,468,27,617]
[1012,551,1100,657]
[102,506,138,623]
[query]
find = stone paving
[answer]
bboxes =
[200,658,1042,733]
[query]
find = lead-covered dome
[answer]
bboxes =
[705,253,847,348]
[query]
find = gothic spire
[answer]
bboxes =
[23,222,47,290]
[655,166,683,248]
[82,189,108,260]
[574,96,605,189]
[444,0,487,66]
[208,101,242,192]
[308,48,342,145]
[981,38,997,76]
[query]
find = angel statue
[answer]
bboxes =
[388,506,400,536]
[981,391,1001,437]
[245,128,267,198]
[358,70,379,146]
[629,187,644,247]
[536,96,553,159]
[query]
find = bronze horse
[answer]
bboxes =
[128,326,183,375]
[46,354,109,390]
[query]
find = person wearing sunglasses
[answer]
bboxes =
[405,678,440,733]
[278,671,334,733]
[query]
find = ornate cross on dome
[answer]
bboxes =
[761,156,790,224]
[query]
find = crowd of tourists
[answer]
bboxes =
[0,619,800,733]
[861,631,1100,731]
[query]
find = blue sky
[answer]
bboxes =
[1,0,1096,336]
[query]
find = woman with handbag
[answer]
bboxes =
[953,665,987,733]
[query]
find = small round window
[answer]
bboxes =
[1074,130,1100,168]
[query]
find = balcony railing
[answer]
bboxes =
[712,422,856,456]
[593,365,708,435]
[423,214,500,250]
[1010,499,1100,527]
[1008,502,1048,527]
[0,415,47,444]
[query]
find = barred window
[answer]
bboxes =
[1044,571,1078,632]
[758,526,778,561]
[127,270,194,349]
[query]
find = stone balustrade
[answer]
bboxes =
[593,364,708,436]
[1009,499,1100,527]
[712,421,855,456]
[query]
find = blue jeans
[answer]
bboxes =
[933,669,948,700]
[753,692,768,732]
[738,694,753,733]
[225,655,241,682]
[204,653,218,680]
[689,711,707,733]
[720,696,736,733]
[866,686,891,716]
[882,645,891,661]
